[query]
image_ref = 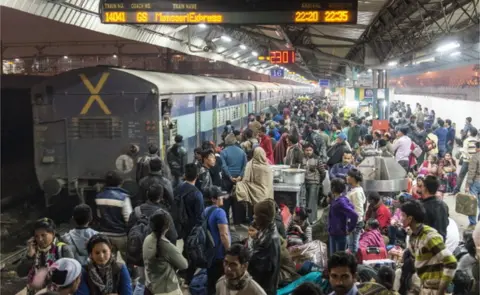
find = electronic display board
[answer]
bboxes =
[100,0,358,25]
[269,50,296,64]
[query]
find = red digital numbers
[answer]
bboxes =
[269,50,295,64]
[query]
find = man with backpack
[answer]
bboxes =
[136,144,161,183]
[137,158,174,209]
[127,184,178,295]
[173,163,205,284]
[166,135,188,188]
[186,187,230,295]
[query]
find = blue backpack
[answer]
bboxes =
[185,207,218,268]
[189,269,207,295]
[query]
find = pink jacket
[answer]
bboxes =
[359,229,386,249]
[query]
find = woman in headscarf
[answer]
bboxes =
[17,218,74,295]
[249,199,281,295]
[274,132,289,164]
[76,234,132,295]
[235,147,274,206]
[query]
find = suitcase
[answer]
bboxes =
[455,193,478,216]
[362,259,396,271]
[356,246,387,263]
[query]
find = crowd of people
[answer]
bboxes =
[16,96,480,295]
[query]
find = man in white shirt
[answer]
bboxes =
[392,127,412,173]
[445,217,460,253]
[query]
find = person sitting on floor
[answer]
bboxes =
[287,207,312,246]
[359,218,386,249]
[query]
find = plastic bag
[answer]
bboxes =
[288,240,328,271]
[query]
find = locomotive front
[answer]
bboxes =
[31,67,161,206]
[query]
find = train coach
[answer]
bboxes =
[31,66,313,203]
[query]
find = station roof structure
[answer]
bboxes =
[1,0,479,82]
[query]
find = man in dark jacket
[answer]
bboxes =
[166,135,188,188]
[250,200,281,295]
[420,175,449,240]
[95,171,133,260]
[305,123,327,162]
[196,149,219,197]
[327,132,351,167]
[175,163,204,283]
[137,158,174,209]
[136,144,161,182]
[347,118,361,149]
[128,183,177,243]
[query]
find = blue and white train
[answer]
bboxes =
[31,66,313,200]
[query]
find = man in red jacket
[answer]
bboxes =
[258,126,274,164]
[365,192,392,234]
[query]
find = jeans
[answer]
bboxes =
[133,283,145,295]
[454,162,469,193]
[398,160,409,174]
[329,235,347,256]
[347,222,364,254]
[467,181,480,225]
[306,183,320,223]
[207,259,224,295]
[133,266,145,295]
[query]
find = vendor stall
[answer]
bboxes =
[271,165,306,212]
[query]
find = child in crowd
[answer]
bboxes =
[62,204,98,266]
[287,207,312,246]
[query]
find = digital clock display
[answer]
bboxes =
[269,51,296,65]
[100,0,358,25]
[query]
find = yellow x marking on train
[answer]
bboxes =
[79,73,112,115]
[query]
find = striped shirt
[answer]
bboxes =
[461,136,479,163]
[408,225,457,289]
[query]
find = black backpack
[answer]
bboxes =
[126,207,151,266]
[185,207,218,269]
[172,186,195,239]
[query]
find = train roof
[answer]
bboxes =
[117,68,284,94]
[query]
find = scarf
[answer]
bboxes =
[87,258,115,294]
[27,239,61,294]
[226,271,252,291]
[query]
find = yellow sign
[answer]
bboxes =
[79,73,111,115]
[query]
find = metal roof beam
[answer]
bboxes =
[296,45,364,66]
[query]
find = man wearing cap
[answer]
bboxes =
[327,132,352,168]
[204,187,231,295]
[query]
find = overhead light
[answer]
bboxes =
[221,35,232,42]
[63,55,68,59]
[436,42,460,52]
[198,23,207,29]
[240,44,247,50]
[252,51,258,57]
[275,30,281,37]
[387,61,398,67]
[450,51,461,57]
[367,68,372,72]
[346,78,350,81]
[413,57,435,65]
[14,58,20,62]
[113,54,117,58]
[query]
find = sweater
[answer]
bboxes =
[408,225,457,289]
[328,195,358,236]
[216,274,267,295]
[76,263,132,295]
[467,152,480,185]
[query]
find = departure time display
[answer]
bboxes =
[269,51,296,64]
[99,0,358,25]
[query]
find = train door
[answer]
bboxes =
[195,96,205,147]
[247,92,253,115]
[159,97,173,159]
[212,95,217,144]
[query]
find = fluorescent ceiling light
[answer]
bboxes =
[240,44,246,50]
[387,61,398,66]
[198,24,207,28]
[113,54,117,58]
[436,42,460,52]
[221,35,232,42]
[252,51,258,57]
[367,68,372,72]
[63,55,68,59]
[449,51,461,57]
[413,57,435,65]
